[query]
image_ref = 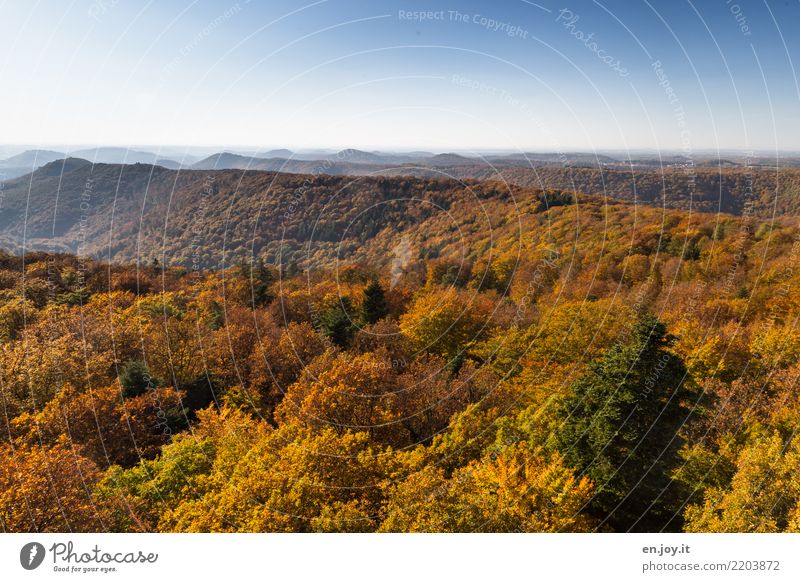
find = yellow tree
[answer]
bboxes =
[275,349,406,445]
[684,433,799,532]
[0,438,106,532]
[399,288,494,363]
[380,442,593,532]
[103,407,393,532]
[12,383,183,467]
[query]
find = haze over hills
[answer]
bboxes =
[0,149,71,179]
[66,147,187,168]
[189,148,474,170]
[6,145,800,177]
[0,147,195,178]
[1,149,66,167]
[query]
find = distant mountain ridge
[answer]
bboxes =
[0,149,72,179]
[0,147,191,178]
[6,146,798,183]
[1,149,66,167]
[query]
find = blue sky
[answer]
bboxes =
[2,0,799,152]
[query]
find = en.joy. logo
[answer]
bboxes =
[20,542,46,570]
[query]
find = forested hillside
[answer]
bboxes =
[379,165,795,217]
[3,159,798,272]
[0,159,569,268]
[2,184,800,532]
[484,166,794,216]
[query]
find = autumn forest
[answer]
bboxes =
[1,158,800,534]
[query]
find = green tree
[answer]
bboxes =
[119,360,160,398]
[360,280,389,325]
[206,299,224,330]
[553,314,694,532]
[319,296,356,347]
[239,258,275,307]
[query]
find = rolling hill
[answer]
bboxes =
[0,149,69,179]
[0,159,537,268]
[179,152,800,218]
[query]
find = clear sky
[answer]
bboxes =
[2,0,799,153]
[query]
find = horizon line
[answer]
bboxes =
[3,144,799,156]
